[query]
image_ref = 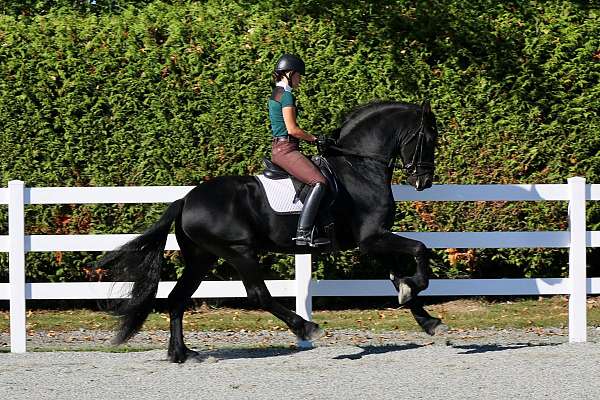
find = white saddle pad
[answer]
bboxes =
[256,175,304,214]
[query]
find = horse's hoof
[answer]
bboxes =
[299,321,324,342]
[397,282,413,305]
[168,348,200,363]
[308,325,325,341]
[423,319,448,336]
[389,273,398,289]
[434,323,449,336]
[390,274,413,305]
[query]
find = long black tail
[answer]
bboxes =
[98,199,184,344]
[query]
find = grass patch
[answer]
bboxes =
[1,297,599,333]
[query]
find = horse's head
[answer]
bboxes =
[398,100,438,191]
[329,100,439,191]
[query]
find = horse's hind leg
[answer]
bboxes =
[221,245,323,342]
[167,227,216,363]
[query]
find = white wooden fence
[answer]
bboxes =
[1,177,599,353]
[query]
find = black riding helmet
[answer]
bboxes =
[274,54,305,75]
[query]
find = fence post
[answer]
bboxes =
[568,176,587,343]
[295,253,313,348]
[8,180,26,353]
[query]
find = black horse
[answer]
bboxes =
[99,100,445,363]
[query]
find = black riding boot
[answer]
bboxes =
[294,183,330,247]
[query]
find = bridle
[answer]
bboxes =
[327,111,434,176]
[395,112,435,177]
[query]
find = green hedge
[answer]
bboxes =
[0,0,599,283]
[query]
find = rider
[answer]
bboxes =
[268,54,330,247]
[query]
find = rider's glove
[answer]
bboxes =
[315,135,336,153]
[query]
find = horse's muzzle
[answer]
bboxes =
[407,174,433,191]
[416,176,432,191]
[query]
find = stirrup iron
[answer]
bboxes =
[294,227,330,247]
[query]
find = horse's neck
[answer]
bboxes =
[336,133,393,161]
[328,156,392,197]
[328,155,395,238]
[337,106,415,156]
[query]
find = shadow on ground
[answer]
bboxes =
[333,344,424,360]
[184,346,308,363]
[185,343,426,362]
[328,342,562,360]
[451,342,561,355]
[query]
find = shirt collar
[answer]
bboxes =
[276,81,293,92]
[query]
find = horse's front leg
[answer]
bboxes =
[407,298,448,336]
[360,232,447,335]
[360,231,430,305]
[389,250,430,305]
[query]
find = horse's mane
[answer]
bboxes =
[342,101,417,124]
[332,101,419,140]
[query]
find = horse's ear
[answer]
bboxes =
[421,99,432,114]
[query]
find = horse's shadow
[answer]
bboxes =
[181,343,423,363]
[333,343,424,360]
[177,341,562,363]
[179,346,310,363]
[451,342,561,355]
[322,341,562,360]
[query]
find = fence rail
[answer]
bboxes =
[1,178,599,353]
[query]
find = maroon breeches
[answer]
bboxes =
[271,138,327,186]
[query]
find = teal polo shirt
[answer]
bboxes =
[268,89,296,137]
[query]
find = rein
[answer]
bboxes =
[326,144,391,166]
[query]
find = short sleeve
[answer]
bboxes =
[280,91,295,108]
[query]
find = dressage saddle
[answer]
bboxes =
[262,156,339,205]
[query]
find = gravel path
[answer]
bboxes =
[3,326,600,351]
[2,328,600,399]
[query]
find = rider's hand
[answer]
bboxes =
[315,135,335,153]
